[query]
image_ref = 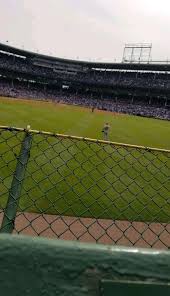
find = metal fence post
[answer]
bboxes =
[0,129,32,234]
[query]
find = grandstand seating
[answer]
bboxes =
[0,42,170,120]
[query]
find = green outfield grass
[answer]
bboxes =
[0,97,170,148]
[0,96,170,223]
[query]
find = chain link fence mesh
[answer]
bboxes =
[0,126,170,248]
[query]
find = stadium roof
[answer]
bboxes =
[1,42,170,72]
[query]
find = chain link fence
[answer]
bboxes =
[0,126,170,248]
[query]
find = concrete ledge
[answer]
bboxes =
[0,234,170,295]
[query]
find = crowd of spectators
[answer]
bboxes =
[0,80,169,120]
[0,53,54,78]
[0,50,170,120]
[1,52,170,91]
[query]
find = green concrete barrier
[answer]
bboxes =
[0,235,170,296]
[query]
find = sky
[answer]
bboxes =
[0,0,169,62]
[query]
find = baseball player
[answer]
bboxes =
[102,123,110,141]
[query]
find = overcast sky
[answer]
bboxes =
[0,0,169,62]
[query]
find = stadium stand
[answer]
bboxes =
[0,42,170,120]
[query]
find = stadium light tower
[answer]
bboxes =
[122,43,152,63]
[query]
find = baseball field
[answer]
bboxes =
[0,97,170,149]
[0,97,170,223]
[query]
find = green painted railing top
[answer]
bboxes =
[0,235,170,296]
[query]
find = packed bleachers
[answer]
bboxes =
[0,43,170,120]
[1,50,170,91]
[0,80,169,120]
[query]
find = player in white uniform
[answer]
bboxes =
[102,123,110,141]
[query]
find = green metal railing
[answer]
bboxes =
[1,234,170,296]
[0,126,170,248]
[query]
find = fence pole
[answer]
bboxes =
[0,128,32,234]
